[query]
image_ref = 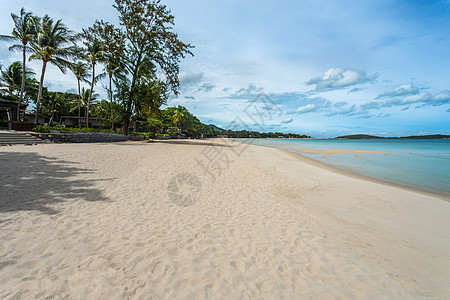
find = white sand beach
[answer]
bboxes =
[1,140,449,299]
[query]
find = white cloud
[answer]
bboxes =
[295,104,316,113]
[288,99,331,115]
[306,68,377,90]
[376,83,420,99]
[383,90,450,107]
[281,118,293,124]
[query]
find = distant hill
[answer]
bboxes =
[335,134,450,139]
[397,134,450,139]
[207,124,310,138]
[208,124,226,133]
[335,134,382,139]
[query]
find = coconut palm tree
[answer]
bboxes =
[0,62,22,97]
[0,61,35,97]
[70,61,90,128]
[0,8,38,121]
[83,40,105,127]
[29,15,76,125]
[69,88,98,126]
[172,105,188,129]
[46,93,64,125]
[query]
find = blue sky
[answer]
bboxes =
[1,0,449,137]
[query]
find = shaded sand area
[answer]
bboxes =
[1,140,449,299]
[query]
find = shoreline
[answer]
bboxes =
[238,141,450,201]
[283,148,450,202]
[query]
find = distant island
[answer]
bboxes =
[209,125,311,139]
[335,134,450,139]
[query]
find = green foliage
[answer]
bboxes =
[70,61,90,84]
[0,61,34,97]
[40,90,77,120]
[33,125,121,134]
[29,15,77,123]
[0,119,9,127]
[131,131,155,139]
[82,0,194,134]
[29,16,77,70]
[0,8,39,120]
[224,130,310,139]
[90,99,122,128]
[0,8,38,48]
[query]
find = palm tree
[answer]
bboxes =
[29,15,76,125]
[69,88,98,126]
[172,105,188,129]
[84,40,105,127]
[0,61,35,97]
[0,8,38,121]
[0,62,22,97]
[46,94,64,125]
[70,61,90,128]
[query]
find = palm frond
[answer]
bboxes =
[0,34,15,42]
[50,57,72,74]
[94,72,107,83]
[28,51,43,61]
[8,44,24,52]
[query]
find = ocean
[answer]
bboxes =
[240,139,450,195]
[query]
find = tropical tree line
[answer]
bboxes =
[0,0,193,135]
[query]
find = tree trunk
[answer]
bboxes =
[122,118,129,135]
[77,79,81,128]
[86,62,95,128]
[49,109,54,125]
[17,44,26,122]
[35,61,47,125]
[109,74,114,130]
[122,54,142,136]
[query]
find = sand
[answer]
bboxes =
[0,140,449,299]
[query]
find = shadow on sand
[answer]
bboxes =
[0,152,109,214]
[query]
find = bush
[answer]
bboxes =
[132,132,157,139]
[33,125,122,134]
[0,119,9,127]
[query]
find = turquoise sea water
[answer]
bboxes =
[240,139,450,195]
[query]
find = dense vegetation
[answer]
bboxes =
[335,134,381,139]
[0,1,192,135]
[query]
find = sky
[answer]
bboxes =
[1,0,449,137]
